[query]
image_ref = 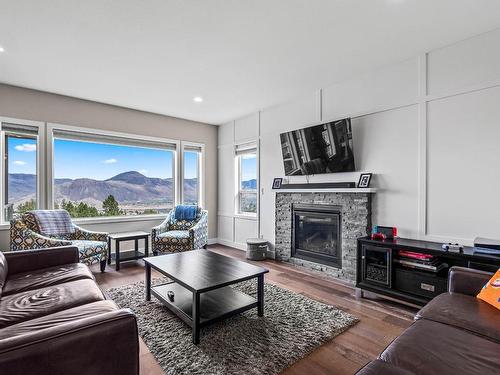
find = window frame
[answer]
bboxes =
[0,117,45,226]
[46,123,181,223]
[235,143,258,218]
[180,141,205,208]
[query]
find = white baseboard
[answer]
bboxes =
[207,238,218,245]
[212,238,246,250]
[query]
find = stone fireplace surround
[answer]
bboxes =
[275,191,372,283]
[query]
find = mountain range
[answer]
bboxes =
[8,171,197,206]
[8,171,258,209]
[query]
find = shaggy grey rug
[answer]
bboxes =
[107,279,358,375]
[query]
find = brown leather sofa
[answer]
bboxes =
[357,266,499,375]
[0,246,139,375]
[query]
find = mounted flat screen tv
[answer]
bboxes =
[280,118,355,176]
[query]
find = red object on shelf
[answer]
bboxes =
[398,250,434,260]
[371,232,387,240]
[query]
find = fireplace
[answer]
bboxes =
[292,204,342,268]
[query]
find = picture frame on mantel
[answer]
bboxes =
[272,178,283,189]
[357,173,372,188]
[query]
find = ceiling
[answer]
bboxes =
[1,1,500,125]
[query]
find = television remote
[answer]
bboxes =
[167,291,175,302]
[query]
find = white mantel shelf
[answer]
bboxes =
[275,188,376,193]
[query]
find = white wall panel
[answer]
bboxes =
[217,215,234,242]
[260,90,319,135]
[217,27,500,247]
[353,106,420,238]
[217,144,234,215]
[427,86,500,240]
[234,217,258,245]
[258,134,283,246]
[322,58,419,121]
[428,28,500,96]
[218,121,234,146]
[234,112,259,142]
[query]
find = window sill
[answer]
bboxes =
[234,213,258,221]
[0,214,167,231]
[73,214,167,225]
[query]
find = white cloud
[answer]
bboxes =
[13,160,27,165]
[103,158,117,164]
[15,144,36,152]
[139,169,148,175]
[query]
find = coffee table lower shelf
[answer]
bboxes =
[151,282,258,338]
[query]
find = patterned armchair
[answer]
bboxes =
[152,206,208,255]
[10,210,109,272]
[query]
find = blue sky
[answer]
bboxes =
[9,137,199,180]
[241,154,257,181]
[8,137,37,174]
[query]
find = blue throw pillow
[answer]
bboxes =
[174,205,198,221]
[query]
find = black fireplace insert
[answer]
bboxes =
[292,204,342,268]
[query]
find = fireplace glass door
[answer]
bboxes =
[293,206,342,268]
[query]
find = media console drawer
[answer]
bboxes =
[394,268,447,299]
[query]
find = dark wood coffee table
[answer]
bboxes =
[143,250,269,344]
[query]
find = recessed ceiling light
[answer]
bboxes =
[0,46,4,53]
[193,96,203,103]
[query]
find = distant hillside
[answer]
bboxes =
[8,171,198,205]
[8,171,255,207]
[241,179,257,190]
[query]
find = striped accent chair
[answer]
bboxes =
[9,210,109,272]
[151,206,208,254]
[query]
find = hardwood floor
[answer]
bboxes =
[93,245,416,375]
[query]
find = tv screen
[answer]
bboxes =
[280,118,355,176]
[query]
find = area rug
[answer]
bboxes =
[107,279,358,375]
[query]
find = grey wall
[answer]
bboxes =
[0,83,218,249]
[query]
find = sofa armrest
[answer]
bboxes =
[0,309,139,375]
[448,266,493,296]
[4,246,80,276]
[10,223,72,251]
[152,211,172,242]
[189,210,208,249]
[72,224,108,242]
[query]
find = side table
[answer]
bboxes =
[108,231,150,271]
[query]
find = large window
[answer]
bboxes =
[1,123,39,222]
[183,145,202,205]
[0,120,205,224]
[52,129,176,218]
[236,143,257,215]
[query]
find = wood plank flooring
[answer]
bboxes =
[93,245,416,375]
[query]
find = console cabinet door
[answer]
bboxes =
[361,245,392,288]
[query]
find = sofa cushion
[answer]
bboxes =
[356,359,415,375]
[380,319,500,375]
[0,279,105,328]
[0,252,7,298]
[0,300,118,340]
[158,230,190,240]
[71,240,107,259]
[415,292,500,343]
[477,269,500,310]
[2,263,94,297]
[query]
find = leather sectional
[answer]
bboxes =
[0,246,139,375]
[357,266,500,375]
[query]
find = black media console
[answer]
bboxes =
[356,236,500,306]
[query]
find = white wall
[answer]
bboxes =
[217,114,260,249]
[217,27,500,248]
